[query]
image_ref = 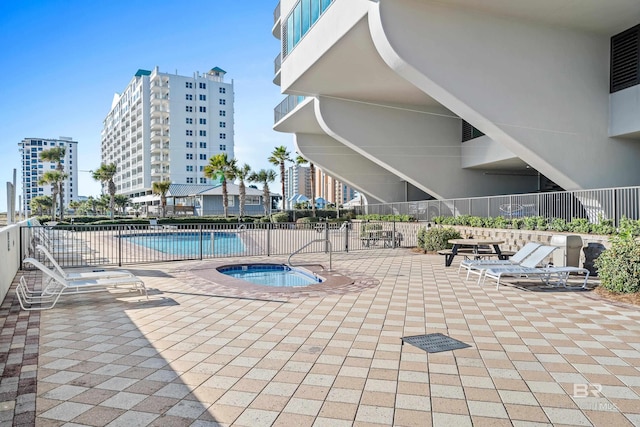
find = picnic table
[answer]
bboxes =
[439,238,509,267]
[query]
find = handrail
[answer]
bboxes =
[288,239,332,271]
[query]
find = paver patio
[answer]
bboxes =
[1,249,640,426]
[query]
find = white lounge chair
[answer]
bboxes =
[459,242,541,282]
[18,258,147,310]
[36,245,134,282]
[482,246,589,289]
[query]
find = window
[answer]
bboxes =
[246,195,260,205]
[186,82,193,88]
[219,144,226,150]
[199,82,206,89]
[199,154,207,160]
[219,99,226,105]
[219,87,226,94]
[186,130,193,136]
[186,153,193,160]
[186,106,193,112]
[219,121,226,128]
[186,177,194,184]
[186,94,193,100]
[219,110,226,117]
[199,142,207,148]
[186,141,193,148]
[199,166,204,171]
[199,106,207,113]
[186,118,193,124]
[186,165,193,172]
[199,130,207,136]
[199,118,206,125]
[199,177,207,184]
[219,133,226,139]
[199,94,206,101]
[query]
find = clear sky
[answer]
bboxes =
[0,0,292,213]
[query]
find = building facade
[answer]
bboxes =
[285,164,311,208]
[19,137,78,215]
[272,0,640,205]
[101,66,234,203]
[314,168,356,206]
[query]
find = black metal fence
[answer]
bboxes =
[21,221,422,269]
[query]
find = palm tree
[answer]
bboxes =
[268,145,291,210]
[92,163,118,219]
[296,154,317,217]
[234,163,252,219]
[249,169,277,215]
[39,170,67,221]
[152,181,171,218]
[40,147,67,220]
[30,195,53,216]
[203,154,237,217]
[114,194,130,215]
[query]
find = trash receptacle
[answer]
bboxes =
[549,234,583,267]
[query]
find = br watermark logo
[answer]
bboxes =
[573,383,618,411]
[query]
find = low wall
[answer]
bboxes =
[449,226,610,267]
[0,220,27,305]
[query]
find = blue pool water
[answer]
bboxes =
[218,264,323,287]
[123,232,245,256]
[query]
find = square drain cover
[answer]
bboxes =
[401,333,471,353]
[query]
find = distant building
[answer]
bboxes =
[315,169,356,207]
[18,137,78,215]
[101,66,234,204]
[285,164,311,208]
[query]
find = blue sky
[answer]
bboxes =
[0,0,291,212]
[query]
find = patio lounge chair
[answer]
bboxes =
[481,246,589,289]
[18,258,147,310]
[459,242,541,282]
[36,245,134,282]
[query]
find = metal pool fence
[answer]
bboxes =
[20,221,422,268]
[356,185,640,226]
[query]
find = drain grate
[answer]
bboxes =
[401,333,471,353]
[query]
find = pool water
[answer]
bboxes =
[123,232,245,256]
[218,264,323,287]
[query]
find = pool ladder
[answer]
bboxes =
[288,239,332,272]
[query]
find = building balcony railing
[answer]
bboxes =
[274,53,281,75]
[274,2,280,24]
[274,95,306,123]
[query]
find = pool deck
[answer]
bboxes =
[2,249,640,426]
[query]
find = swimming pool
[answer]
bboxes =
[217,264,323,287]
[122,232,245,256]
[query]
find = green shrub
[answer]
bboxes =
[568,218,590,234]
[469,216,485,227]
[270,212,290,222]
[419,227,462,252]
[522,216,538,230]
[511,218,524,229]
[549,218,568,232]
[619,217,640,237]
[595,231,640,293]
[536,216,548,230]
[360,223,383,236]
[355,214,414,222]
[432,216,445,225]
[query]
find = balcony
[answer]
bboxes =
[273,53,281,86]
[272,2,281,38]
[274,95,306,123]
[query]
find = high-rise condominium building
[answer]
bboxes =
[18,137,78,215]
[101,66,234,201]
[285,164,312,208]
[272,1,640,204]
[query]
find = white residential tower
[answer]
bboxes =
[101,66,234,202]
[18,137,78,216]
